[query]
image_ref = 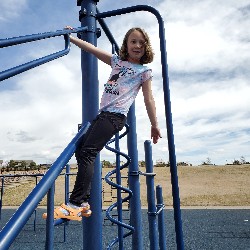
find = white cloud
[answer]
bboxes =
[0,0,28,22]
[0,0,250,165]
[0,48,82,162]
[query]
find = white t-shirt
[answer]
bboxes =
[99,54,152,116]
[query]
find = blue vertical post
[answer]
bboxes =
[127,103,143,249]
[64,164,70,242]
[0,177,4,220]
[157,11,184,250]
[144,140,159,250]
[65,164,70,204]
[156,185,167,250]
[45,183,55,250]
[33,176,39,232]
[78,0,102,249]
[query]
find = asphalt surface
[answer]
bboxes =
[0,208,249,249]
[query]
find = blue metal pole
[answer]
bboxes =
[115,133,124,249]
[64,164,70,242]
[45,183,55,250]
[33,176,39,232]
[159,22,184,250]
[0,177,4,220]
[144,140,159,250]
[65,164,70,204]
[156,185,167,250]
[127,103,143,250]
[78,1,102,249]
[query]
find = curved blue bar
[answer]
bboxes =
[97,5,161,20]
[0,27,88,82]
[104,124,135,249]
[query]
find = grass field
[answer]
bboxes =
[1,165,250,207]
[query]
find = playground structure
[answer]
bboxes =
[0,1,184,250]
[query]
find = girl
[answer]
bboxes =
[43,26,161,221]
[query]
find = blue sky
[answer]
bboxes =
[0,0,250,166]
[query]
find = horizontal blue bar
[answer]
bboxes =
[0,27,87,48]
[0,27,87,82]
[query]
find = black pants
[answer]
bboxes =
[69,111,126,206]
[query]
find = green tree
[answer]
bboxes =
[101,160,111,168]
[28,161,36,171]
[7,160,18,172]
[20,161,27,171]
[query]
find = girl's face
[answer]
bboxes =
[126,30,146,64]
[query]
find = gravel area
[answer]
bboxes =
[1,207,249,250]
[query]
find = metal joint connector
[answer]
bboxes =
[79,8,97,21]
[156,203,165,214]
[147,211,157,216]
[76,27,99,38]
[128,171,140,176]
[138,171,156,177]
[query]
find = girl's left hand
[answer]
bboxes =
[151,126,162,144]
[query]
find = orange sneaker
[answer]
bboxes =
[42,203,91,221]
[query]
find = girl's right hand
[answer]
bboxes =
[64,25,74,30]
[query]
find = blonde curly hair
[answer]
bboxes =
[119,27,154,65]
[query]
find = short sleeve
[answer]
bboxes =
[111,54,119,68]
[141,69,152,84]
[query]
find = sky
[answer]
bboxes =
[0,0,249,166]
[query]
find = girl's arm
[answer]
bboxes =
[141,79,162,144]
[66,26,112,65]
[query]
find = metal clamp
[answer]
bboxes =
[138,171,156,177]
[156,203,166,215]
[128,171,140,176]
[147,211,158,216]
[147,203,165,217]
[79,8,97,21]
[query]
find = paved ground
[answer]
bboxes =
[0,207,249,249]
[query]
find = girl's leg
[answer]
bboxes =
[69,112,126,206]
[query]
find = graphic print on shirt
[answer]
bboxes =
[104,65,135,96]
